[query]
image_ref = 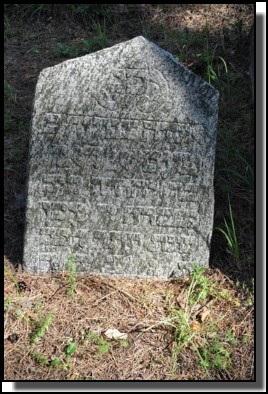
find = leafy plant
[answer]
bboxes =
[4,296,12,312]
[200,338,231,371]
[30,311,55,344]
[32,341,77,369]
[86,331,111,355]
[32,351,50,366]
[169,266,212,374]
[49,358,62,366]
[226,329,238,346]
[98,341,110,355]
[65,342,77,357]
[216,196,241,269]
[150,266,233,377]
[82,36,109,53]
[53,43,79,58]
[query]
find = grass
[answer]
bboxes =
[53,43,80,59]
[168,266,239,377]
[32,351,50,366]
[66,254,77,298]
[30,310,55,344]
[53,18,109,58]
[4,296,12,312]
[4,14,17,38]
[197,51,229,88]
[83,19,109,52]
[226,152,254,191]
[65,342,77,357]
[4,261,254,380]
[85,331,111,356]
[4,265,19,291]
[216,196,241,270]
[4,80,16,103]
[31,342,78,370]
[170,267,211,375]
[199,339,232,372]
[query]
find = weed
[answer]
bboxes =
[82,36,108,53]
[187,265,212,308]
[158,23,206,53]
[217,289,241,307]
[53,43,79,58]
[32,351,50,366]
[4,80,16,103]
[200,338,231,371]
[4,297,12,312]
[4,14,17,38]
[49,358,62,367]
[7,128,29,163]
[70,4,110,19]
[30,311,55,344]
[4,265,19,291]
[18,4,51,20]
[66,254,77,298]
[86,331,111,355]
[98,341,111,355]
[26,44,42,54]
[238,279,254,307]
[169,266,212,375]
[197,51,229,87]
[65,342,77,357]
[32,341,77,370]
[242,334,251,345]
[216,196,241,269]
[226,153,254,190]
[218,288,233,302]
[226,329,238,346]
[32,353,62,368]
[163,266,234,377]
[82,19,109,53]
[119,339,129,349]
[15,307,26,320]
[71,4,92,15]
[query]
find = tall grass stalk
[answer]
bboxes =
[216,196,241,269]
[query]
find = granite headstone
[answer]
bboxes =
[23,36,219,277]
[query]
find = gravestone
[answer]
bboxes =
[23,36,219,278]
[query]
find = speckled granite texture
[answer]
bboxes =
[23,36,219,277]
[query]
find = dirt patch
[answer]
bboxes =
[4,261,254,380]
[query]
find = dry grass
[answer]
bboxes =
[4,260,254,380]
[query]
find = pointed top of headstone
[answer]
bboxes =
[35,36,218,130]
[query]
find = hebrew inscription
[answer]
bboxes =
[23,36,219,277]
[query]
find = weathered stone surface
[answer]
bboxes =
[23,36,219,277]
